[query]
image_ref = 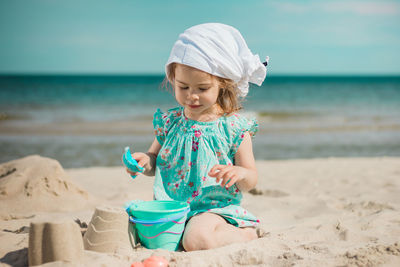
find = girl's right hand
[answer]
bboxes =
[126,152,150,177]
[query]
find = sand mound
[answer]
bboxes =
[0,155,93,218]
[341,243,400,266]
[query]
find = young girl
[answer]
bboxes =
[127,23,268,251]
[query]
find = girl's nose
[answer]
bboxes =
[188,91,199,101]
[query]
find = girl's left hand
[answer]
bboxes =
[208,164,247,188]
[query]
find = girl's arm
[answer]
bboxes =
[233,132,258,191]
[145,138,162,176]
[129,138,161,177]
[208,132,258,192]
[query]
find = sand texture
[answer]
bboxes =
[0,156,399,266]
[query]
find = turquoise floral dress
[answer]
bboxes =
[153,107,259,227]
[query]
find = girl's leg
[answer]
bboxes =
[182,212,257,251]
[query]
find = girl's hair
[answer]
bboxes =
[162,63,243,115]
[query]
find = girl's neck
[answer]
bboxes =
[183,104,224,122]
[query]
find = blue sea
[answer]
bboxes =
[1,75,399,168]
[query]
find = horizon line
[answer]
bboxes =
[1,72,400,77]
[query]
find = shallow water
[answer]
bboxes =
[1,75,399,167]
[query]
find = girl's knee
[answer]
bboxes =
[182,213,224,251]
[182,227,214,251]
[243,227,258,241]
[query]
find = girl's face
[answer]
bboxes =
[174,64,221,121]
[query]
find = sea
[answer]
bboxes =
[1,75,399,168]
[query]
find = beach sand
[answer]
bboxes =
[0,156,399,266]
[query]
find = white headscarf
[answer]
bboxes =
[165,23,268,97]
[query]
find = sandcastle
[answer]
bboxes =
[28,206,136,266]
[83,205,137,254]
[28,219,84,266]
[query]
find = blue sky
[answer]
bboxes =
[0,0,399,75]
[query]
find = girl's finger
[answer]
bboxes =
[221,174,234,188]
[220,175,234,187]
[223,169,236,179]
[225,175,238,188]
[215,167,230,180]
[220,177,229,187]
[131,153,141,161]
[126,168,137,176]
[215,174,225,184]
[208,164,223,176]
[131,154,147,169]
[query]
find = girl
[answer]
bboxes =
[127,23,268,251]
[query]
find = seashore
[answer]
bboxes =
[0,156,399,266]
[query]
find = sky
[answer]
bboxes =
[0,0,399,75]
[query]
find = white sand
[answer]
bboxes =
[0,156,399,266]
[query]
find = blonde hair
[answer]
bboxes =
[162,63,243,115]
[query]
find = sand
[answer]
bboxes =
[0,156,399,266]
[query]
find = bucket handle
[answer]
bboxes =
[128,207,190,225]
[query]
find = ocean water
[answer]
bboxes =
[1,75,399,168]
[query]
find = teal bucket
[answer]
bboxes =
[126,200,190,251]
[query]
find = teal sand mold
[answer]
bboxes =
[122,146,145,179]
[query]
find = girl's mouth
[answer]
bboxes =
[188,104,201,109]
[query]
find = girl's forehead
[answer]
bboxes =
[175,64,216,84]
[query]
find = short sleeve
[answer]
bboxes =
[229,114,258,156]
[153,107,182,145]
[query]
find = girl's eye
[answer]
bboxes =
[199,88,208,91]
[180,86,189,90]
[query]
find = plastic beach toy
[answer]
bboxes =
[122,146,144,179]
[143,256,169,267]
[126,200,190,251]
[131,256,169,267]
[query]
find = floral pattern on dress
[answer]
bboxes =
[152,107,259,227]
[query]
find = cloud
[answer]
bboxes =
[321,1,400,15]
[272,0,400,16]
[266,0,400,48]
